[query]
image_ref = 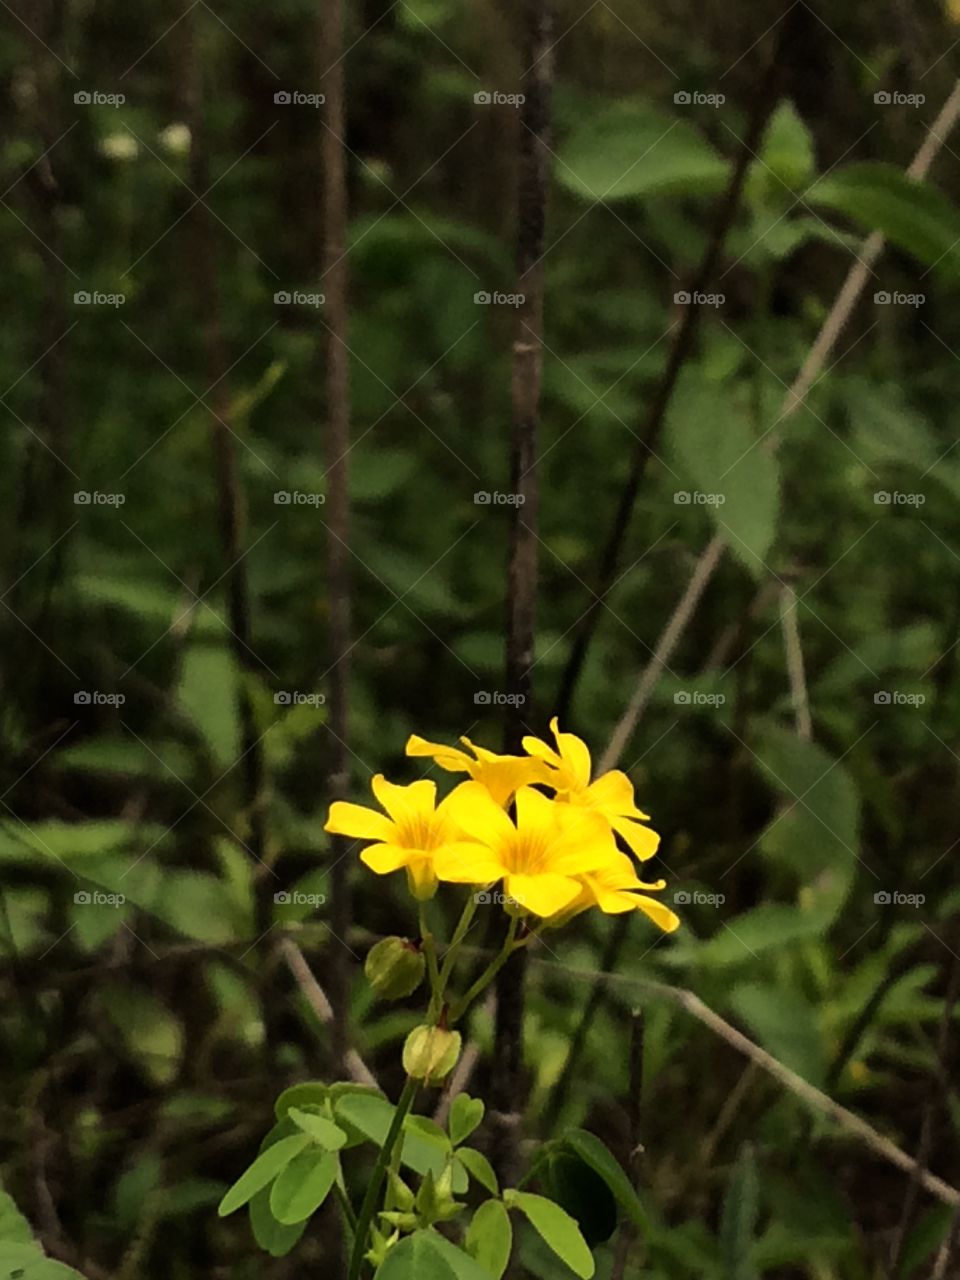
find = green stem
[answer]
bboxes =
[334,1178,357,1245]
[348,1075,418,1280]
[449,916,521,1024]
[419,903,441,1003]
[429,895,479,1019]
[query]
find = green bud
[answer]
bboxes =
[379,1210,419,1231]
[402,1024,461,1083]
[365,936,425,1000]
[387,1170,415,1211]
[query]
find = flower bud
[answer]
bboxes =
[402,1024,461,1083]
[365,937,425,1000]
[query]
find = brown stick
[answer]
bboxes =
[601,78,960,768]
[318,0,353,1070]
[533,960,960,1209]
[279,938,377,1088]
[493,0,554,1189]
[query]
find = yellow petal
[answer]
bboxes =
[587,769,650,820]
[521,733,562,770]
[360,843,412,875]
[513,785,556,832]
[433,844,508,885]
[548,809,620,875]
[325,801,395,842]
[549,717,592,788]
[629,894,681,933]
[371,775,437,826]
[445,780,515,847]
[504,872,581,917]
[611,815,660,860]
[405,735,471,773]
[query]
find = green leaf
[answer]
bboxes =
[268,1148,338,1224]
[808,163,960,275]
[177,643,240,766]
[150,869,249,944]
[374,1229,494,1280]
[334,1094,467,1192]
[217,1134,311,1216]
[720,1144,760,1280]
[466,1199,512,1278]
[0,1243,88,1278]
[274,1082,329,1121]
[448,1094,484,1146]
[730,983,825,1087]
[752,722,860,887]
[248,1185,308,1257]
[757,100,815,191]
[403,1114,452,1151]
[287,1108,347,1150]
[0,1187,34,1242]
[456,1147,498,1195]
[557,101,728,203]
[561,1129,650,1234]
[503,1190,595,1278]
[669,374,780,576]
[542,1148,617,1249]
[99,983,183,1086]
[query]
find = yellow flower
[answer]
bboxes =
[324,775,481,900]
[406,733,547,808]
[433,782,620,917]
[523,717,660,860]
[553,853,680,932]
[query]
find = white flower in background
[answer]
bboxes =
[158,123,191,155]
[99,133,138,162]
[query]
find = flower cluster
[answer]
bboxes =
[325,718,679,933]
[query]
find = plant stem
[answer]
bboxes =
[429,896,478,1019]
[334,1178,357,1243]
[419,903,441,1007]
[348,1075,418,1280]
[450,917,520,1024]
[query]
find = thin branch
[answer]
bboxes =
[531,959,960,1210]
[601,77,960,768]
[318,0,353,1070]
[780,584,812,740]
[279,938,378,1088]
[493,0,554,1187]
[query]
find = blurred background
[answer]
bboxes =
[4,0,960,1276]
